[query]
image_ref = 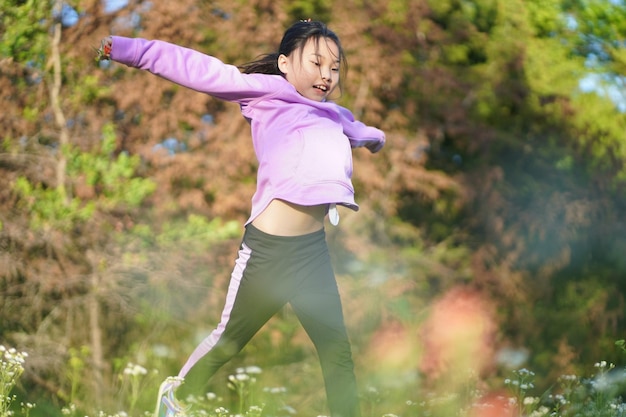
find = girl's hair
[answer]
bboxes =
[240,20,347,90]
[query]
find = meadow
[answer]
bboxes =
[3,342,626,417]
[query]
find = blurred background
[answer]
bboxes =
[1,0,625,415]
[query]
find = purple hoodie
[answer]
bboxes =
[110,36,385,224]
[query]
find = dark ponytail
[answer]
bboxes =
[239,53,281,75]
[240,20,347,82]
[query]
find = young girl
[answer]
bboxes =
[97,19,385,417]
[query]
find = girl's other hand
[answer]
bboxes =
[365,137,385,153]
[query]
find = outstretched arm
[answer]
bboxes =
[96,36,275,103]
[337,106,386,153]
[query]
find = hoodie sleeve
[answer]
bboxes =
[109,36,277,103]
[337,106,386,153]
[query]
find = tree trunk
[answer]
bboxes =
[48,4,69,197]
[89,271,105,406]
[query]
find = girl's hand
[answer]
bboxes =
[94,36,112,62]
[365,137,385,153]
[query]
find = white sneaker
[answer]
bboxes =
[154,376,187,417]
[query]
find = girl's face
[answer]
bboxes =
[278,37,340,102]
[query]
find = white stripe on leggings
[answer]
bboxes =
[177,242,252,378]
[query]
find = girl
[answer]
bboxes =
[97,19,385,417]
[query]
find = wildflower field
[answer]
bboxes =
[2,342,626,417]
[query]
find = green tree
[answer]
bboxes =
[414,0,626,382]
[0,0,49,65]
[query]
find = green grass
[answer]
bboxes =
[2,344,626,417]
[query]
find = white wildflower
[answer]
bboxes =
[245,365,262,374]
[523,396,539,405]
[264,386,287,394]
[132,364,147,375]
[594,360,607,368]
[123,362,147,376]
[528,406,550,417]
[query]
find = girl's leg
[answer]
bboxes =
[290,247,361,417]
[177,230,292,397]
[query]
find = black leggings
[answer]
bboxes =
[177,224,361,417]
